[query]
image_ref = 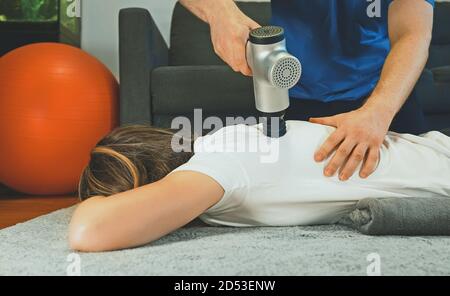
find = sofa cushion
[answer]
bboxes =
[415,68,450,114]
[432,65,450,83]
[152,65,450,131]
[427,115,450,132]
[151,65,258,129]
[169,2,271,66]
[428,45,450,69]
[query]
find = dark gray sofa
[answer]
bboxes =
[119,1,450,133]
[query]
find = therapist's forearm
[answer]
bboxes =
[179,0,236,23]
[363,34,431,120]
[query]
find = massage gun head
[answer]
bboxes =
[246,26,302,137]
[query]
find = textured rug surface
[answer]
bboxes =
[0,206,449,276]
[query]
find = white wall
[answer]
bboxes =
[81,0,177,78]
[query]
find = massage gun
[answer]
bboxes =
[246,26,302,137]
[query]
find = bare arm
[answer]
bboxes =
[179,0,260,76]
[69,171,223,252]
[311,0,433,181]
[364,0,433,116]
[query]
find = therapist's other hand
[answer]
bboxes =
[207,1,260,76]
[309,106,391,181]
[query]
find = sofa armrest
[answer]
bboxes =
[119,8,168,125]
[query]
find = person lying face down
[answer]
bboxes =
[70,121,450,252]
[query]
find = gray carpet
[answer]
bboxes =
[0,206,449,276]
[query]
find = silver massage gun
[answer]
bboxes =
[246,26,302,137]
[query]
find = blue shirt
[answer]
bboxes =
[271,0,434,102]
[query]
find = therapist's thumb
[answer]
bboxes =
[248,19,261,30]
[309,116,337,127]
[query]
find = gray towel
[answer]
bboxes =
[339,197,450,235]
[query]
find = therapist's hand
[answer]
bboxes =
[180,0,259,76]
[207,1,260,76]
[309,106,392,181]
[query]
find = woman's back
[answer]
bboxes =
[173,121,450,226]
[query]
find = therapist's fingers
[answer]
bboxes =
[309,116,338,127]
[236,42,252,76]
[339,144,369,181]
[314,129,345,162]
[360,147,380,178]
[241,20,260,76]
[324,139,357,177]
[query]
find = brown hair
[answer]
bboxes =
[78,125,193,200]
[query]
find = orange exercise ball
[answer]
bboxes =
[0,43,119,195]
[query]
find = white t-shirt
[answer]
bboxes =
[172,121,450,227]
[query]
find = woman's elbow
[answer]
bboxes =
[68,221,146,252]
[69,207,109,252]
[69,220,103,252]
[68,197,112,252]
[68,225,87,251]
